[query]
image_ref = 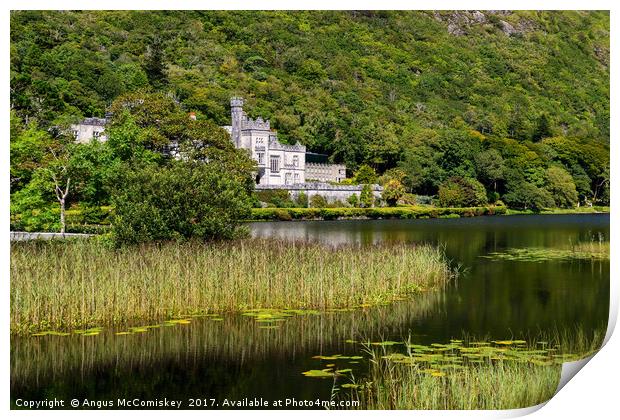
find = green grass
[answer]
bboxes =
[347,328,605,409]
[10,238,453,334]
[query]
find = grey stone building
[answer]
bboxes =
[222,97,347,186]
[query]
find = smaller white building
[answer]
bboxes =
[71,117,108,143]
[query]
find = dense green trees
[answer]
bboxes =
[10,91,256,239]
[9,10,610,218]
[111,161,253,245]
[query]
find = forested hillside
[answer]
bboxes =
[10,10,610,217]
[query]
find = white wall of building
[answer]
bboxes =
[71,122,107,143]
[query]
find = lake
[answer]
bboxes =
[11,214,609,409]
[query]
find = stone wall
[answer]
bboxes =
[255,182,382,203]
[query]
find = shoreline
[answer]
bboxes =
[10,206,610,236]
[247,205,609,222]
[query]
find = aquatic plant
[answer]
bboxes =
[11,295,441,387]
[342,327,605,410]
[10,238,453,334]
[482,240,609,262]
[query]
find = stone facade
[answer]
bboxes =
[305,163,347,183]
[225,97,346,186]
[71,117,108,143]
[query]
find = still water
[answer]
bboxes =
[11,214,609,408]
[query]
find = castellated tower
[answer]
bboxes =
[230,97,244,147]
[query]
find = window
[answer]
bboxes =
[257,152,265,164]
[294,173,300,184]
[93,131,101,138]
[293,155,299,167]
[72,130,79,139]
[270,156,280,173]
[285,173,292,185]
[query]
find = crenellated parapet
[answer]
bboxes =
[268,139,306,152]
[230,97,244,108]
[242,115,271,131]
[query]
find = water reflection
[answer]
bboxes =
[12,292,443,405]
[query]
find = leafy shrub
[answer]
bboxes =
[274,209,292,221]
[399,193,417,205]
[309,194,328,208]
[79,205,112,224]
[438,177,488,207]
[360,184,374,208]
[250,205,504,221]
[382,179,405,206]
[255,189,295,208]
[347,193,359,207]
[295,192,308,208]
[66,224,111,234]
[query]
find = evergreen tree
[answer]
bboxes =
[533,113,553,142]
[143,38,168,89]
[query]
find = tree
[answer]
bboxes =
[437,177,487,207]
[377,167,406,186]
[503,169,555,210]
[295,192,308,208]
[532,113,553,142]
[592,164,610,205]
[382,179,405,206]
[347,193,359,208]
[110,161,253,246]
[354,164,377,184]
[545,166,578,208]
[47,149,71,234]
[10,113,49,192]
[503,181,554,211]
[360,184,374,208]
[475,148,504,192]
[143,38,168,88]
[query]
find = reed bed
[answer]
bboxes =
[569,240,609,258]
[357,359,560,410]
[352,327,605,410]
[10,238,452,334]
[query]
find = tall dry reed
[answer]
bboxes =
[11,239,452,333]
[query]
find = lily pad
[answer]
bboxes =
[302,369,335,378]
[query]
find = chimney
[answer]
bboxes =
[189,112,197,121]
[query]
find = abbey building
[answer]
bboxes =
[222,97,346,186]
